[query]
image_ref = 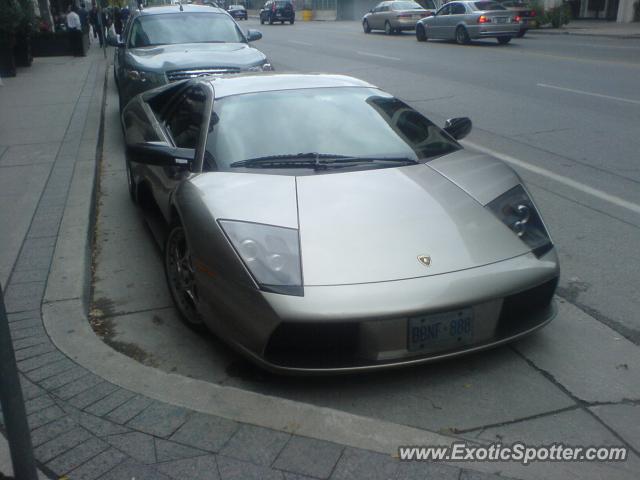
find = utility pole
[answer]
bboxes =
[0,284,39,480]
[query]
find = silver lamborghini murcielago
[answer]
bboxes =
[122,73,559,373]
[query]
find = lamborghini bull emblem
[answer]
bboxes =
[417,255,431,267]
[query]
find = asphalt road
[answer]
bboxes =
[249,20,640,342]
[91,22,640,479]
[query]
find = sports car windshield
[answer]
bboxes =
[128,13,244,48]
[205,87,460,173]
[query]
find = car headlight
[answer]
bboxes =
[486,185,553,257]
[125,69,164,84]
[219,220,302,296]
[246,63,274,72]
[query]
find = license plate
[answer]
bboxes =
[496,17,507,23]
[412,14,421,19]
[408,309,474,352]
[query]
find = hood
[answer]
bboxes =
[296,164,529,286]
[126,43,267,71]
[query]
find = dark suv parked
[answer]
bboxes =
[109,5,270,111]
[260,0,295,24]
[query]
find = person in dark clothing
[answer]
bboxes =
[78,2,89,33]
[89,5,103,47]
[114,7,122,35]
[66,6,83,56]
[120,6,130,29]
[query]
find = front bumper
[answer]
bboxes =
[210,250,559,374]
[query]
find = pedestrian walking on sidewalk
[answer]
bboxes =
[66,6,83,56]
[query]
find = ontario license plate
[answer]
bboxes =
[407,309,474,352]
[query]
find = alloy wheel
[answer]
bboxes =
[165,225,204,328]
[456,26,469,45]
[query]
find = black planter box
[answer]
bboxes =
[31,30,89,57]
[0,35,17,77]
[14,32,33,67]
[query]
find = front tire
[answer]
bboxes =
[455,25,470,45]
[126,160,136,203]
[385,21,393,35]
[416,24,427,42]
[363,19,371,33]
[165,224,205,330]
[497,36,511,44]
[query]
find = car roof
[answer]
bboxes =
[204,74,376,99]
[136,5,226,16]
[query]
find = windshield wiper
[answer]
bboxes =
[229,153,419,170]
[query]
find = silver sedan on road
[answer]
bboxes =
[416,1,520,44]
[122,74,559,373]
[363,0,436,35]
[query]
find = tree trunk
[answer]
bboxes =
[37,0,55,32]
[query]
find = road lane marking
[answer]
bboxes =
[288,40,313,46]
[462,140,640,215]
[356,51,401,61]
[567,42,640,50]
[537,83,640,105]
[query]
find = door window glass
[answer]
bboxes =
[166,87,206,149]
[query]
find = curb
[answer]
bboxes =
[527,28,640,39]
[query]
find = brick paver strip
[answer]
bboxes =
[13,334,51,351]
[39,366,91,391]
[106,431,156,464]
[14,341,57,362]
[34,426,93,463]
[84,388,136,417]
[219,424,290,466]
[100,460,172,480]
[46,436,110,475]
[154,454,220,480]
[218,455,285,480]
[9,316,45,332]
[105,394,154,425]
[23,395,55,416]
[155,438,209,463]
[126,401,191,438]
[27,404,67,430]
[169,412,239,453]
[6,309,40,322]
[67,381,119,409]
[30,416,77,448]
[273,436,344,479]
[67,447,128,480]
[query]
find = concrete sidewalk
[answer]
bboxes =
[0,49,515,480]
[530,19,640,38]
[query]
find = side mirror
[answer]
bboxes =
[246,29,262,42]
[127,142,195,167]
[107,32,123,47]
[444,117,472,140]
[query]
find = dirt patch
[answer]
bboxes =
[88,310,159,368]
